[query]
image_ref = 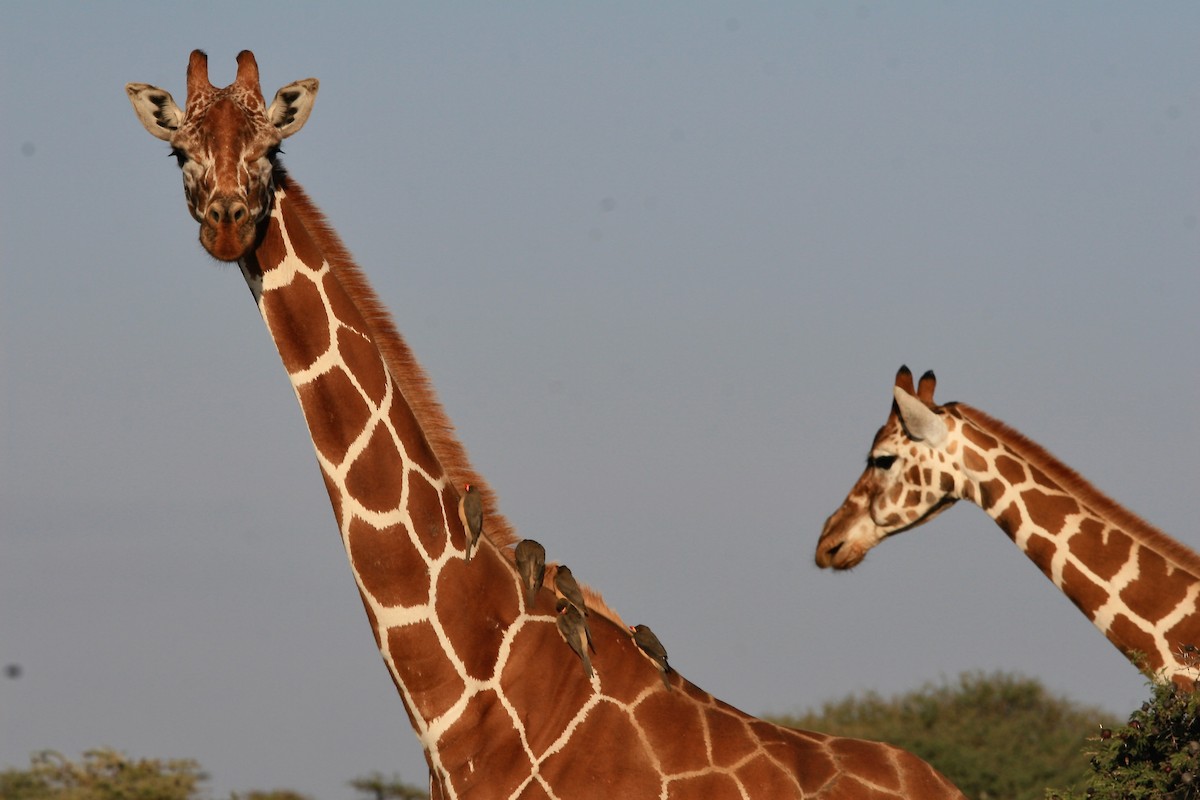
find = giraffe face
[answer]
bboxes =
[127,50,318,262]
[815,375,961,569]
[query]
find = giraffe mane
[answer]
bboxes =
[271,168,622,623]
[952,402,1200,577]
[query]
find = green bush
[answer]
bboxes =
[1048,677,1200,800]
[0,749,208,800]
[771,671,1116,800]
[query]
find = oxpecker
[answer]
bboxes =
[556,599,594,678]
[515,539,546,606]
[630,624,672,689]
[458,483,483,561]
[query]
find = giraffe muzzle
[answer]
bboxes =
[199,196,259,261]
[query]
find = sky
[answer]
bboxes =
[2,3,1198,798]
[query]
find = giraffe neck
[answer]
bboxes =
[948,403,1200,681]
[238,171,533,784]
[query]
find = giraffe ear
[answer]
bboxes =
[893,385,948,446]
[126,83,185,141]
[266,78,319,138]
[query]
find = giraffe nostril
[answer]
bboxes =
[205,200,249,225]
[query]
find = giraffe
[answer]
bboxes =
[127,51,966,799]
[816,365,1200,689]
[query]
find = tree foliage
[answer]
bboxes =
[770,671,1116,800]
[0,749,427,800]
[1049,676,1200,800]
[0,749,208,800]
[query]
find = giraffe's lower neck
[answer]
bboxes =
[952,407,1200,682]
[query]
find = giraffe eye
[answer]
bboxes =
[868,454,898,470]
[169,147,188,168]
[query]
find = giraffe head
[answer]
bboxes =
[126,50,318,261]
[815,366,964,569]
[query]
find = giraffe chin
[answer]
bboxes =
[199,221,257,262]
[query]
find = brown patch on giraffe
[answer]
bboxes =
[748,723,839,792]
[1121,547,1193,624]
[322,267,366,325]
[343,423,406,514]
[962,446,987,473]
[1107,614,1160,667]
[434,555,519,680]
[296,368,372,464]
[255,212,286,271]
[1061,562,1108,622]
[994,501,1023,541]
[335,326,389,407]
[961,424,998,451]
[736,751,821,796]
[347,518,430,609]
[664,773,743,799]
[1022,489,1080,535]
[385,390,443,479]
[1070,519,1132,582]
[385,621,466,721]
[888,484,903,504]
[538,703,660,798]
[436,688,531,800]
[1029,463,1059,490]
[905,465,921,484]
[922,467,933,485]
[705,706,758,768]
[905,489,923,507]
[406,477,449,560]
[261,272,330,375]
[829,738,903,792]
[977,478,1006,510]
[633,690,708,774]
[498,623,590,757]
[1166,611,1200,656]
[994,453,1027,485]
[279,192,326,270]
[1023,533,1057,574]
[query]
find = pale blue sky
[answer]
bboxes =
[2,3,1198,798]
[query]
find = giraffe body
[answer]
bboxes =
[817,366,1200,688]
[129,51,966,799]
